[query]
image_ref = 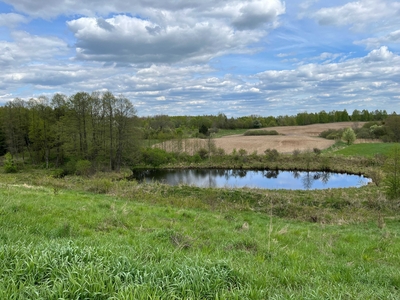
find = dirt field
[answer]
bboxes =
[158,122,363,154]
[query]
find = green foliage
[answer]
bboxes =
[342,127,356,145]
[383,145,400,199]
[75,160,92,176]
[264,148,279,161]
[198,124,209,136]
[243,129,279,136]
[319,128,344,140]
[3,152,17,173]
[385,115,400,142]
[313,148,321,155]
[141,147,172,167]
[197,148,208,160]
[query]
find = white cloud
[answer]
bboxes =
[311,0,400,31]
[231,0,285,30]
[0,31,68,67]
[355,30,400,48]
[0,13,29,27]
[67,14,263,64]
[363,46,395,62]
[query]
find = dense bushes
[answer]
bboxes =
[244,130,279,136]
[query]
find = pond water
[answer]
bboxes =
[131,169,371,190]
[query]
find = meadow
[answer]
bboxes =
[1,133,400,298]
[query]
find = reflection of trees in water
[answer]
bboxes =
[302,172,314,190]
[231,169,247,178]
[298,171,332,189]
[292,171,301,179]
[264,170,279,179]
[225,169,248,178]
[320,172,331,184]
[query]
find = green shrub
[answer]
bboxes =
[264,149,279,161]
[141,147,171,167]
[244,130,279,136]
[320,128,344,140]
[3,153,17,173]
[383,145,400,199]
[342,128,356,145]
[197,148,208,159]
[75,160,92,176]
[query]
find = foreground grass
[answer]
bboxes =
[1,170,400,298]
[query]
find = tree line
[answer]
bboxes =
[0,91,140,171]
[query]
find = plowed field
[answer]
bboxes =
[159,122,363,154]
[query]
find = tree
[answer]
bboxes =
[385,115,400,142]
[383,145,400,199]
[342,127,356,145]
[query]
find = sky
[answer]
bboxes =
[0,0,400,117]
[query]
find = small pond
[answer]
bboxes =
[131,169,371,190]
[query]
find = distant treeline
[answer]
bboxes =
[141,109,389,132]
[0,91,396,170]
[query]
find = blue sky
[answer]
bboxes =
[0,0,400,117]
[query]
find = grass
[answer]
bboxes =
[334,142,400,157]
[1,167,400,298]
[212,128,248,138]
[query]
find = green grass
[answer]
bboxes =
[1,170,400,298]
[334,143,400,157]
[212,128,248,138]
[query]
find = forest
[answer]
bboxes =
[0,91,396,172]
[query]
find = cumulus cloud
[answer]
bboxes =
[311,0,400,31]
[67,15,263,64]
[0,13,29,27]
[254,46,400,113]
[363,46,395,62]
[231,0,285,30]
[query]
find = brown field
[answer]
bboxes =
[158,122,365,154]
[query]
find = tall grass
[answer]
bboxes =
[1,171,400,298]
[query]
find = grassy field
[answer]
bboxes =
[334,143,400,157]
[1,164,400,298]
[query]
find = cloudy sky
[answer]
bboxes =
[0,0,400,117]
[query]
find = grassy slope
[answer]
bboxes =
[1,171,400,299]
[334,143,400,157]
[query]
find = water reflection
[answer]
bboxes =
[130,169,370,190]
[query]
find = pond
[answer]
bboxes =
[130,169,371,190]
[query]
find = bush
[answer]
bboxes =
[342,127,356,145]
[197,148,208,160]
[75,160,92,176]
[141,148,172,167]
[264,149,279,161]
[383,145,400,199]
[356,128,372,139]
[320,129,344,140]
[3,153,17,173]
[244,130,279,136]
[292,149,301,157]
[313,148,321,155]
